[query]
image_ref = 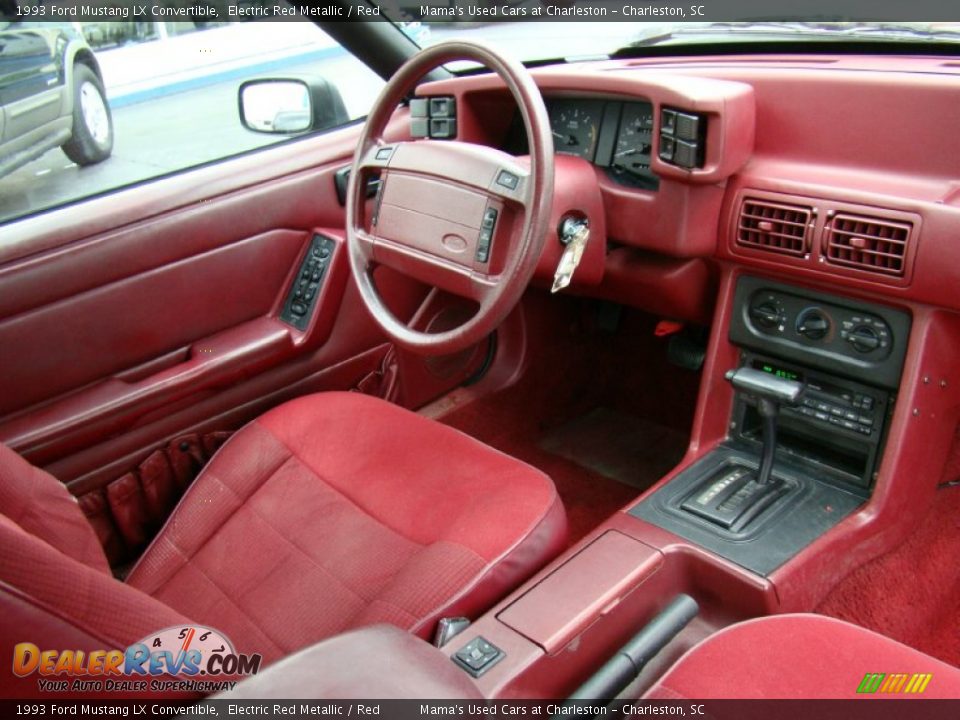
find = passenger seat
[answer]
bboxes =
[644,613,960,699]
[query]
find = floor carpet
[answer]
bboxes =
[439,297,699,544]
[539,407,689,489]
[817,485,960,667]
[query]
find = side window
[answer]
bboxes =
[0,13,386,225]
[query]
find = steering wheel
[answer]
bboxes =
[346,41,554,355]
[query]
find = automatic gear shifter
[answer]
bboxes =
[724,367,806,485]
[681,367,806,531]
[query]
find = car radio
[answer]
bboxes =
[733,352,891,489]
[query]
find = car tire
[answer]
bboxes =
[62,64,114,166]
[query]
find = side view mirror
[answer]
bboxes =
[238,77,349,135]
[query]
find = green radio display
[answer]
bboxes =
[752,359,803,382]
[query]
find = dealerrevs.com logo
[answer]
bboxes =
[12,625,261,694]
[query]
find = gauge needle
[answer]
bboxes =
[552,131,578,146]
[615,149,639,157]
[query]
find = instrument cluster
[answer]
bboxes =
[546,97,658,190]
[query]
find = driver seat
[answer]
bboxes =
[0,392,567,669]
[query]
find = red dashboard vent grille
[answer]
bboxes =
[737,198,812,256]
[823,213,911,277]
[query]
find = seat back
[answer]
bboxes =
[0,443,109,573]
[0,444,191,699]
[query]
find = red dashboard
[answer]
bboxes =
[418,53,960,319]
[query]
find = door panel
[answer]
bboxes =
[0,111,485,490]
[0,118,383,472]
[0,229,303,415]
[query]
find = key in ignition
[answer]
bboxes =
[552,216,590,294]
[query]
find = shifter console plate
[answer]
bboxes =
[680,463,795,531]
[630,444,863,576]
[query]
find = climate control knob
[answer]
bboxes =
[796,308,830,341]
[750,302,782,331]
[848,325,881,353]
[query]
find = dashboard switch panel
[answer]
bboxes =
[281,234,335,331]
[476,207,498,263]
[659,107,706,169]
[411,96,456,139]
[730,276,911,389]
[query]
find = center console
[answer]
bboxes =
[631,275,911,575]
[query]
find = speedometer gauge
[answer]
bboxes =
[548,100,603,161]
[611,102,656,187]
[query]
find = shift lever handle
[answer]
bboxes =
[725,367,805,405]
[725,367,806,485]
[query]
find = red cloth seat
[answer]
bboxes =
[0,392,566,694]
[644,613,960,699]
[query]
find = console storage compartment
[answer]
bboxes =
[497,531,663,654]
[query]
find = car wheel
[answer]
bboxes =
[62,64,114,166]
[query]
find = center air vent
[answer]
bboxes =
[737,198,813,257]
[823,213,911,277]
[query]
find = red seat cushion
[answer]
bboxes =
[127,392,567,663]
[644,613,960,699]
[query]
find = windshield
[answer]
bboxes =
[388,18,960,64]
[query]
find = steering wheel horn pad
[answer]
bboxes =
[346,41,554,355]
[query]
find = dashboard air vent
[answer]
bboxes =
[737,198,812,257]
[823,213,911,277]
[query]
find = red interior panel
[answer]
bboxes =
[0,231,302,416]
[497,531,662,654]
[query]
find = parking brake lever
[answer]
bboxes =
[725,367,806,485]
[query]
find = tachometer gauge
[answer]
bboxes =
[611,102,656,187]
[549,100,602,161]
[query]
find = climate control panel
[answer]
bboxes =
[747,291,893,357]
[730,276,911,389]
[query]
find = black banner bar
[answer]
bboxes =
[6,0,960,23]
[2,700,960,720]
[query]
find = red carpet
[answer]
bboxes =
[437,296,698,543]
[817,485,960,667]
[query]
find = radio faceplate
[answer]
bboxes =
[735,353,890,490]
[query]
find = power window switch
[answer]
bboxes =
[476,229,492,263]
